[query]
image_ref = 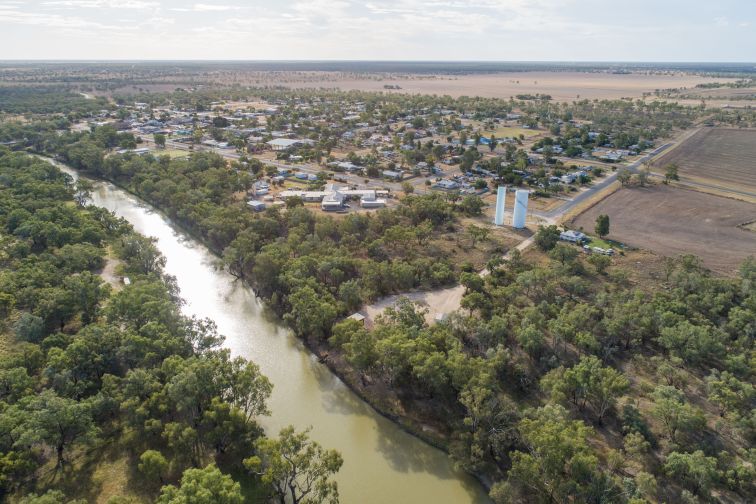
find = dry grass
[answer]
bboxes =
[89,455,145,504]
[14,443,151,504]
[437,215,522,269]
[492,125,542,138]
[267,71,734,101]
[559,180,622,224]
[159,149,190,159]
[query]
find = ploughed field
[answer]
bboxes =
[653,128,756,194]
[263,71,734,101]
[572,185,756,275]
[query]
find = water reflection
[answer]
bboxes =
[56,161,490,504]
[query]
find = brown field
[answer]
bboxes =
[271,71,736,101]
[653,128,756,194]
[571,185,756,275]
[678,86,756,100]
[671,99,755,109]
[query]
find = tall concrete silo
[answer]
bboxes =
[512,189,529,229]
[494,186,506,226]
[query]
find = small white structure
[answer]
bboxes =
[494,185,506,226]
[254,182,269,196]
[280,190,328,202]
[360,191,386,208]
[560,230,586,243]
[266,138,302,151]
[321,191,345,211]
[512,190,529,229]
[560,173,577,184]
[382,169,403,181]
[590,246,615,256]
[117,147,151,156]
[247,200,266,212]
[434,179,459,191]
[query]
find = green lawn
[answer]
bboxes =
[160,149,190,159]
[492,125,542,139]
[585,235,622,249]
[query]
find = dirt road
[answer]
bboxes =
[361,236,535,325]
[359,131,698,325]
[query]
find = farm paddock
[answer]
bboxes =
[653,128,756,195]
[571,185,756,275]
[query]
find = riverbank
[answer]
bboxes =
[43,152,469,455]
[44,153,493,502]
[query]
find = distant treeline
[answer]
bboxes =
[0,86,110,115]
[1,61,755,77]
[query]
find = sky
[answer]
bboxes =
[0,0,754,61]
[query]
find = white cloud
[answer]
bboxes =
[142,16,174,28]
[0,0,753,61]
[0,8,130,30]
[171,3,242,12]
[42,0,160,8]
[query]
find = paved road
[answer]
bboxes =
[160,139,407,192]
[361,143,684,323]
[534,142,673,221]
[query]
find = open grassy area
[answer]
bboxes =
[160,149,190,159]
[23,448,150,504]
[492,125,542,138]
[584,235,619,250]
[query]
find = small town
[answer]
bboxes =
[79,91,661,236]
[0,3,754,503]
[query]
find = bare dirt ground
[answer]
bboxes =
[673,99,755,109]
[362,225,532,325]
[571,185,756,275]
[98,254,123,290]
[269,71,735,101]
[652,128,756,194]
[678,86,756,100]
[669,85,756,108]
[364,284,466,326]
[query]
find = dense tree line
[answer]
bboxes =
[0,151,341,502]
[332,245,754,502]
[44,131,474,341]
[5,121,756,503]
[1,91,754,503]
[0,86,110,116]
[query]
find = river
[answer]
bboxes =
[53,160,490,504]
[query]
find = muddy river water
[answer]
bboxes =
[55,160,489,504]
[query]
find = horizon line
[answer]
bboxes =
[0,59,755,65]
